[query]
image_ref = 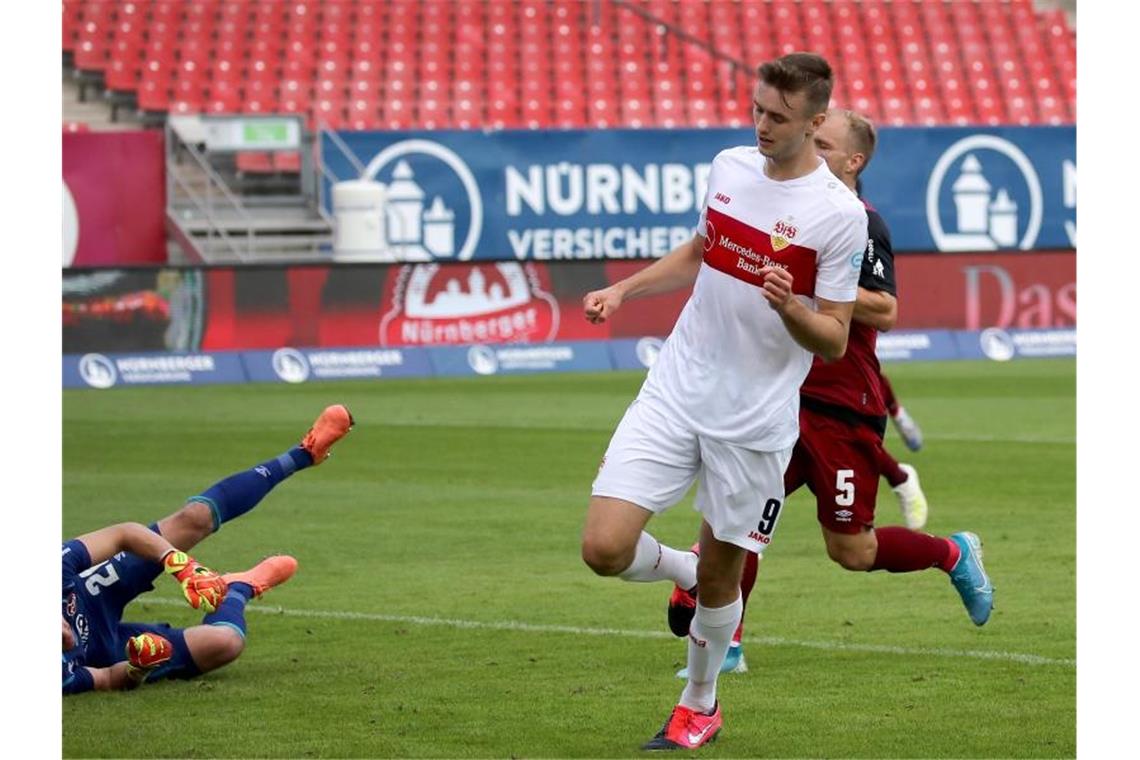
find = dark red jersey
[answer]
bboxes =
[799,202,896,420]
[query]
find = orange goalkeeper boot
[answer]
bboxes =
[222,556,298,598]
[300,404,354,465]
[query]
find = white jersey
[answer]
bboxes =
[639,146,867,450]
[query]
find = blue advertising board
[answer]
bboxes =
[322,129,735,262]
[953,327,1077,362]
[62,329,1075,390]
[428,341,613,377]
[875,330,960,363]
[864,127,1076,253]
[242,346,433,383]
[608,337,666,371]
[321,126,1075,260]
[63,351,247,389]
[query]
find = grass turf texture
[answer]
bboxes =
[62,359,1075,758]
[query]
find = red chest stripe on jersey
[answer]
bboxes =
[702,208,817,295]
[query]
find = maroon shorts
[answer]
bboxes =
[784,406,884,535]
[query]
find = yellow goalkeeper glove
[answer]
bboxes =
[124,632,173,685]
[162,550,227,612]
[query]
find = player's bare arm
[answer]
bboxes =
[84,662,135,691]
[583,234,704,324]
[75,522,227,611]
[76,522,185,566]
[760,265,854,361]
[853,287,898,332]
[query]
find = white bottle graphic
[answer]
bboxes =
[952,154,991,234]
[988,188,1018,247]
[422,196,455,258]
[385,160,424,245]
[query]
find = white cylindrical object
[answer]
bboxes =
[954,193,990,233]
[988,189,1019,247]
[332,180,390,261]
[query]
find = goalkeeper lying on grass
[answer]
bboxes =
[62,404,353,694]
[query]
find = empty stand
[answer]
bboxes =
[65,0,1077,137]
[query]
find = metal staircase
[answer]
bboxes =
[164,116,334,264]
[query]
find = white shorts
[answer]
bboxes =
[591,399,794,554]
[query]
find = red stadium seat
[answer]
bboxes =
[137,78,171,113]
[62,0,83,52]
[488,96,524,130]
[655,96,685,129]
[236,151,275,175]
[207,78,244,115]
[274,150,303,173]
[73,2,113,73]
[912,96,945,127]
[455,97,486,129]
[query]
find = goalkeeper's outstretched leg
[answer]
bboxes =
[62,406,351,695]
[155,404,354,552]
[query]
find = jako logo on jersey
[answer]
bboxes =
[78,353,117,389]
[271,348,311,384]
[714,192,732,204]
[771,219,798,251]
[747,531,773,544]
[362,139,483,261]
[926,135,1043,251]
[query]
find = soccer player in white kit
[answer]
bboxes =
[580,53,868,751]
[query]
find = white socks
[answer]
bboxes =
[618,531,697,589]
[679,595,743,713]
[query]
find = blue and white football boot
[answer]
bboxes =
[948,531,994,626]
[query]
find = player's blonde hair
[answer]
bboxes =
[834,109,878,175]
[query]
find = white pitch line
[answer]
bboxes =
[919,433,1075,445]
[142,598,1074,668]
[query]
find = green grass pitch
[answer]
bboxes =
[62,359,1074,758]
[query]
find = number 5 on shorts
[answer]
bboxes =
[836,469,855,506]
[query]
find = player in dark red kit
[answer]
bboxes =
[669,110,992,678]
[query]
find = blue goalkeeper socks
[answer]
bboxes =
[190,446,314,532]
[203,582,254,638]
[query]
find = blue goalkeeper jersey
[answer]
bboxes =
[62,540,122,692]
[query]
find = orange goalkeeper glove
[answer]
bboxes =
[124,632,173,685]
[162,550,227,612]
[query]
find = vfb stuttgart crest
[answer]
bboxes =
[771,219,797,251]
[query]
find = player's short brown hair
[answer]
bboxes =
[836,109,877,175]
[757,53,834,115]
